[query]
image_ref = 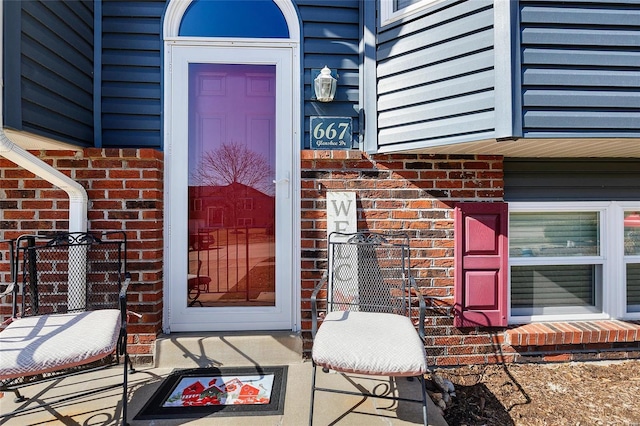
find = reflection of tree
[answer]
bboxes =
[191,142,273,194]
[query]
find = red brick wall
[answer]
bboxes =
[299,150,507,366]
[0,148,164,364]
[3,148,636,367]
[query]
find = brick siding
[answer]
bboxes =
[2,147,639,367]
[300,150,640,366]
[0,148,163,364]
[299,150,508,366]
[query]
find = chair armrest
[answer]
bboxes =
[119,273,131,304]
[119,273,131,323]
[311,272,328,338]
[0,281,16,299]
[409,277,426,341]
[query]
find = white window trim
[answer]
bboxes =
[508,201,640,324]
[379,0,445,27]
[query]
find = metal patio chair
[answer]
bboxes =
[0,232,132,425]
[188,259,211,307]
[309,231,429,426]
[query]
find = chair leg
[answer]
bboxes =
[12,389,27,403]
[309,363,317,426]
[418,374,428,426]
[122,351,128,426]
[121,331,130,426]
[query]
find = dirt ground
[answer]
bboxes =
[430,359,640,426]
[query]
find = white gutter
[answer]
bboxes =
[0,131,88,233]
[0,3,88,234]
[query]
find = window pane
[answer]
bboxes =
[510,212,599,257]
[628,264,640,312]
[394,0,423,11]
[624,211,640,256]
[511,265,600,312]
[180,0,289,38]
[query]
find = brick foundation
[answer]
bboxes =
[0,148,164,364]
[504,321,640,363]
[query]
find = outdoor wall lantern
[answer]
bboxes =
[314,66,337,102]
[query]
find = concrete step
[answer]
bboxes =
[154,331,303,368]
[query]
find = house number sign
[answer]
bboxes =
[310,116,352,149]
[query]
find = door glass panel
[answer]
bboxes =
[187,63,276,308]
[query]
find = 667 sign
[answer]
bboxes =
[310,117,352,150]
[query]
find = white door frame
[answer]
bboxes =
[162,1,300,333]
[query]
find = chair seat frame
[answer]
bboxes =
[0,232,134,425]
[309,231,429,426]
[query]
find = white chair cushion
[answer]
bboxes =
[312,310,428,376]
[0,310,121,380]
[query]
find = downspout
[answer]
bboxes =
[0,3,88,234]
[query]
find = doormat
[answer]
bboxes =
[135,366,287,420]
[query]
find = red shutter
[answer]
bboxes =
[454,202,508,327]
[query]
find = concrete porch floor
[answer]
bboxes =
[0,332,448,426]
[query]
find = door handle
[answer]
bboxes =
[273,173,290,199]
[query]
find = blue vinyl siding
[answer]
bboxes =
[100,0,165,148]
[376,0,496,151]
[4,0,94,146]
[297,0,361,148]
[98,0,360,150]
[6,0,640,153]
[520,0,640,138]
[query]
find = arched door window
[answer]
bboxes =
[180,0,289,37]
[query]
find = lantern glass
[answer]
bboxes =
[314,66,337,102]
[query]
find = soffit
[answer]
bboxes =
[3,129,80,151]
[401,138,640,158]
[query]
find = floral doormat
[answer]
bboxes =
[135,366,287,420]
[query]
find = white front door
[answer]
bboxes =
[166,45,296,332]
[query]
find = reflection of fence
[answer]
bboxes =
[188,226,275,303]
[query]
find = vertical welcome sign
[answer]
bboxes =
[326,192,358,310]
[327,192,356,236]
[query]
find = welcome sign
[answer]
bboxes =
[327,192,357,236]
[326,192,358,310]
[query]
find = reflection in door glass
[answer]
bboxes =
[187,63,276,308]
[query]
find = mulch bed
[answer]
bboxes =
[430,359,640,425]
